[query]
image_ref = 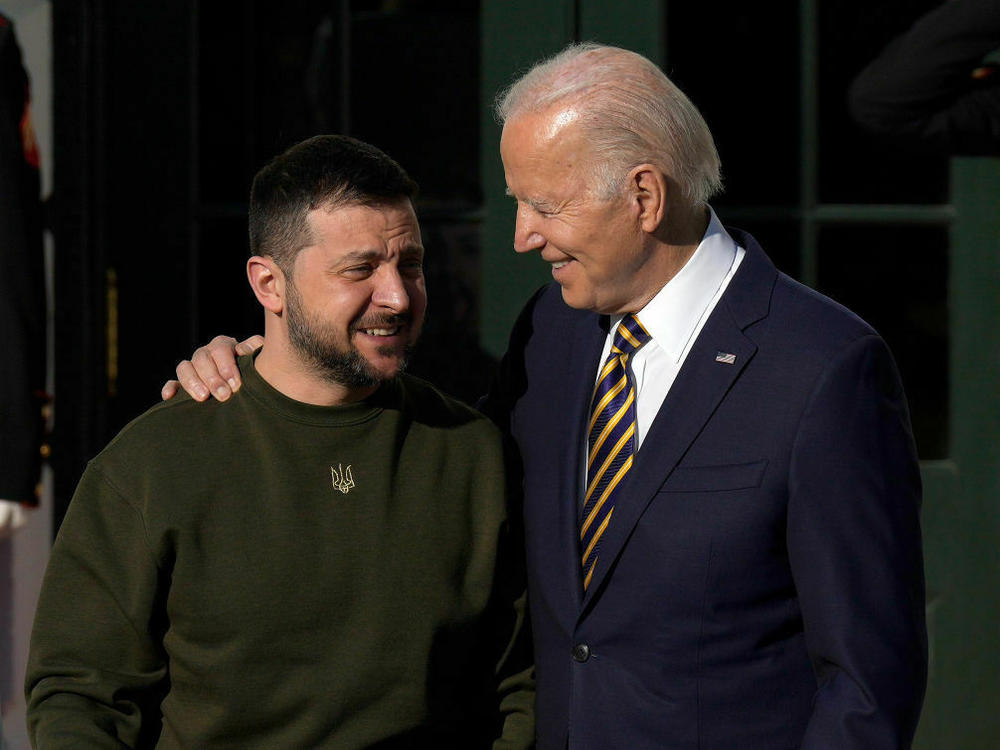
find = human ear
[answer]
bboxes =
[247,256,285,314]
[628,164,668,233]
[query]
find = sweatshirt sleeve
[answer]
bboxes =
[492,441,535,749]
[493,590,535,750]
[25,463,170,749]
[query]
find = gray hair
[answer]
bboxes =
[495,43,722,205]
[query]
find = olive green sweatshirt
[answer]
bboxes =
[26,355,534,749]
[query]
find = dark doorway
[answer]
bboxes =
[51,0,487,528]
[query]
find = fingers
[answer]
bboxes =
[202,335,245,398]
[234,334,264,356]
[161,379,181,401]
[172,334,260,403]
[175,359,213,401]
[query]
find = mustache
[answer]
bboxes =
[351,313,412,331]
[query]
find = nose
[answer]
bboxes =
[513,204,545,254]
[371,267,409,312]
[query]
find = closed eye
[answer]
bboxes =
[522,198,557,217]
[341,264,374,279]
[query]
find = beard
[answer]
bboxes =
[284,277,414,389]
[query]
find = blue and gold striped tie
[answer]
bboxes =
[580,314,651,590]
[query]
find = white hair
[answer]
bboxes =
[496,42,722,205]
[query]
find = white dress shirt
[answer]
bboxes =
[593,208,745,453]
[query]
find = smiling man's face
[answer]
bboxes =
[283,199,426,390]
[500,106,658,315]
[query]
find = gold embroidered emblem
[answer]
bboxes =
[330,464,355,494]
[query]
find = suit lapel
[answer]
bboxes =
[579,237,776,611]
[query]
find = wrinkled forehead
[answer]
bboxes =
[302,198,422,250]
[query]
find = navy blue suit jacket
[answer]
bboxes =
[482,230,927,749]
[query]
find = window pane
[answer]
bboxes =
[818,0,949,204]
[817,225,949,458]
[667,4,800,206]
[350,4,480,208]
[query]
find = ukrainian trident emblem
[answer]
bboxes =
[330,464,355,494]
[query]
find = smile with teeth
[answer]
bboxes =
[552,260,571,269]
[361,327,401,337]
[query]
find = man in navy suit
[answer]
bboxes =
[167,43,926,750]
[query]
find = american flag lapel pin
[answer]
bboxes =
[715,351,737,365]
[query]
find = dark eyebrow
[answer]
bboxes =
[338,250,382,264]
[336,246,424,267]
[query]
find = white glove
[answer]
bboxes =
[0,499,29,538]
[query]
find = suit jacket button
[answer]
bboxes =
[572,643,591,662]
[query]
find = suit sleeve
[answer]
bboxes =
[788,334,927,749]
[848,0,1000,155]
[25,464,169,748]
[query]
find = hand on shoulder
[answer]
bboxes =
[161,334,263,402]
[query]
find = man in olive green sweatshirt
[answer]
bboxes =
[25,135,534,749]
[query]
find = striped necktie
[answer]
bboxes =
[580,313,651,590]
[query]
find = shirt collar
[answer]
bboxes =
[614,207,740,362]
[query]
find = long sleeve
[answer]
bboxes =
[848,0,1000,154]
[492,439,535,750]
[789,335,927,748]
[25,464,169,749]
[491,570,535,749]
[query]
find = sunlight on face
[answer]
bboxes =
[285,200,426,387]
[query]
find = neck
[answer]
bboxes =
[669,201,711,243]
[627,204,710,313]
[254,325,378,406]
[659,200,710,264]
